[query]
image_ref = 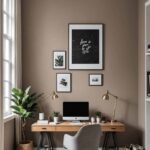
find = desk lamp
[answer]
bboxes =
[51,91,59,100]
[102,90,118,123]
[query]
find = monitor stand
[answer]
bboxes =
[71,120,81,123]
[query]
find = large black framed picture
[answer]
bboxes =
[69,24,104,70]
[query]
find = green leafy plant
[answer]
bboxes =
[55,55,63,66]
[53,111,60,117]
[95,111,102,118]
[11,86,43,143]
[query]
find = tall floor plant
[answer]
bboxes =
[11,86,42,143]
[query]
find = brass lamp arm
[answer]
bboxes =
[107,90,118,99]
[112,97,118,122]
[106,90,118,123]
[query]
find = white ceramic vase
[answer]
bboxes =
[54,117,59,123]
[96,117,101,124]
[91,117,95,124]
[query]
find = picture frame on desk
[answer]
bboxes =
[89,74,103,86]
[68,24,104,70]
[56,73,72,93]
[53,50,66,69]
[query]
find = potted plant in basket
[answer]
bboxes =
[10,86,43,150]
[95,111,102,124]
[53,111,60,123]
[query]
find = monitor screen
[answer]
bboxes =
[63,102,89,121]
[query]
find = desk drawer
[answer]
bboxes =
[55,126,81,132]
[32,126,55,132]
[101,126,125,132]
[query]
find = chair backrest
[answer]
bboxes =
[74,124,102,150]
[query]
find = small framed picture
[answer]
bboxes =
[147,45,150,52]
[69,24,104,70]
[89,74,103,86]
[53,51,66,69]
[147,71,150,96]
[56,73,72,93]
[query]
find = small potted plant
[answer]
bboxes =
[95,111,102,124]
[11,86,43,150]
[53,111,60,123]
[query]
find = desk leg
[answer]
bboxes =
[102,132,109,150]
[37,132,43,150]
[112,132,118,150]
[45,132,53,150]
[102,132,119,150]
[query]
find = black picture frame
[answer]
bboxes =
[89,74,103,86]
[147,71,150,96]
[69,24,104,70]
[56,73,72,93]
[53,50,66,70]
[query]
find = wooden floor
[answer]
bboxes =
[35,148,125,150]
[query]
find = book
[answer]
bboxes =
[37,120,48,124]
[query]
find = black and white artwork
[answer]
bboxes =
[56,73,72,92]
[147,72,150,96]
[69,24,103,70]
[89,74,103,86]
[53,51,66,69]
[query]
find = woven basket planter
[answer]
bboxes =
[17,141,33,150]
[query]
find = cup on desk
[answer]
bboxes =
[39,113,44,120]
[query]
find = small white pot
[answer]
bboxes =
[54,117,59,123]
[96,117,101,124]
[91,117,95,124]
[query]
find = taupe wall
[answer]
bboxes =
[4,120,15,150]
[138,0,145,145]
[22,0,139,147]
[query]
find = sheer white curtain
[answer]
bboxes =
[0,0,4,149]
[14,0,22,144]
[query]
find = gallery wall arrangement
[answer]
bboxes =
[52,23,104,93]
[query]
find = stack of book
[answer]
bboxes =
[37,120,48,124]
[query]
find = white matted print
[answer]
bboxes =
[53,51,66,69]
[56,73,72,92]
[69,24,104,70]
[89,74,103,86]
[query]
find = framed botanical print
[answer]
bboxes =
[69,24,104,70]
[56,73,72,93]
[53,51,66,69]
[89,74,103,86]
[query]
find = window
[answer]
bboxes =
[2,0,15,116]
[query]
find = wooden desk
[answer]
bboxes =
[32,121,125,150]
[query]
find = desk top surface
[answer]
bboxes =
[32,121,125,132]
[32,121,125,126]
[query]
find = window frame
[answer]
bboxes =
[2,0,15,117]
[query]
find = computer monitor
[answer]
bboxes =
[63,102,89,121]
